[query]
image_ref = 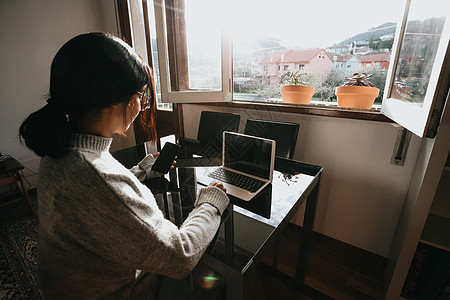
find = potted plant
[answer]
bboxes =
[335,73,379,109]
[280,71,315,104]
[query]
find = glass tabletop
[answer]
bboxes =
[147,157,322,273]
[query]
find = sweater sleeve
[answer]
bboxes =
[129,154,161,181]
[195,186,229,215]
[58,170,228,280]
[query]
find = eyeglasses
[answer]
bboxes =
[138,89,151,111]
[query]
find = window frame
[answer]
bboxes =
[148,0,448,128]
[191,100,393,122]
[153,0,232,103]
[381,0,450,138]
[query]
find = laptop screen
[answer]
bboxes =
[224,132,274,179]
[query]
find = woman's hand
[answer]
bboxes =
[152,152,176,172]
[209,181,227,193]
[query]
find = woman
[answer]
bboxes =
[19,32,229,299]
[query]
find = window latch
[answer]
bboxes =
[391,128,412,166]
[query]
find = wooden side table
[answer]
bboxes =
[0,156,34,214]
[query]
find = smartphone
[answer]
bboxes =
[151,142,181,174]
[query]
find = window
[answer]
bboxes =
[152,0,405,108]
[228,0,405,107]
[152,0,232,103]
[142,0,171,110]
[382,0,449,137]
[149,0,448,126]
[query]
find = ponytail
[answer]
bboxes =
[19,99,71,158]
[19,33,158,157]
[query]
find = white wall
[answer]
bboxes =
[182,104,423,257]
[0,0,132,188]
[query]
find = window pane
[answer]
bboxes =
[184,0,222,90]
[145,0,172,110]
[231,0,404,108]
[391,0,447,105]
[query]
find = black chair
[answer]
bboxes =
[244,118,300,269]
[179,111,240,158]
[244,119,300,159]
[111,143,147,169]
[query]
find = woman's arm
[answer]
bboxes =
[61,169,229,279]
[129,153,161,181]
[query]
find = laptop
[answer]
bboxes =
[197,131,276,201]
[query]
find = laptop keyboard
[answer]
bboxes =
[208,168,265,192]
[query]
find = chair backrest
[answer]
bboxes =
[111,144,147,169]
[197,111,241,158]
[244,119,300,159]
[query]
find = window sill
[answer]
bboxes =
[189,100,393,123]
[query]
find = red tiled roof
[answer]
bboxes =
[334,54,359,62]
[260,49,331,64]
[358,52,391,63]
[259,50,293,63]
[284,49,323,63]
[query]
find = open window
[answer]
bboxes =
[133,0,449,137]
[152,0,232,103]
[381,0,450,138]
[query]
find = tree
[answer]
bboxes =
[369,36,375,49]
[314,70,346,100]
[359,64,388,103]
[377,38,394,51]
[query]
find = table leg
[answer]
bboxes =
[295,180,320,284]
[272,237,281,269]
[225,263,255,300]
[224,203,234,265]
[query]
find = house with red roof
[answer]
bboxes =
[358,52,391,69]
[259,49,333,84]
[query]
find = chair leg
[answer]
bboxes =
[17,170,35,216]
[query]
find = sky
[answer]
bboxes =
[185,0,449,50]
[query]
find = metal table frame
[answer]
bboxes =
[159,157,323,299]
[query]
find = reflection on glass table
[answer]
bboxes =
[146,157,323,300]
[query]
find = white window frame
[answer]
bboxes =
[153,0,232,103]
[381,0,450,138]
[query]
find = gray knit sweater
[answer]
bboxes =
[37,133,229,299]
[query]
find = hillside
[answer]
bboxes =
[337,22,397,45]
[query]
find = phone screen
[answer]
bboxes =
[151,142,181,174]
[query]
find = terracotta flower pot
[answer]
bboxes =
[335,86,380,109]
[281,85,315,104]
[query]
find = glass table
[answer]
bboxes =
[146,157,323,299]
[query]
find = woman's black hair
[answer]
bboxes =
[19,32,157,158]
